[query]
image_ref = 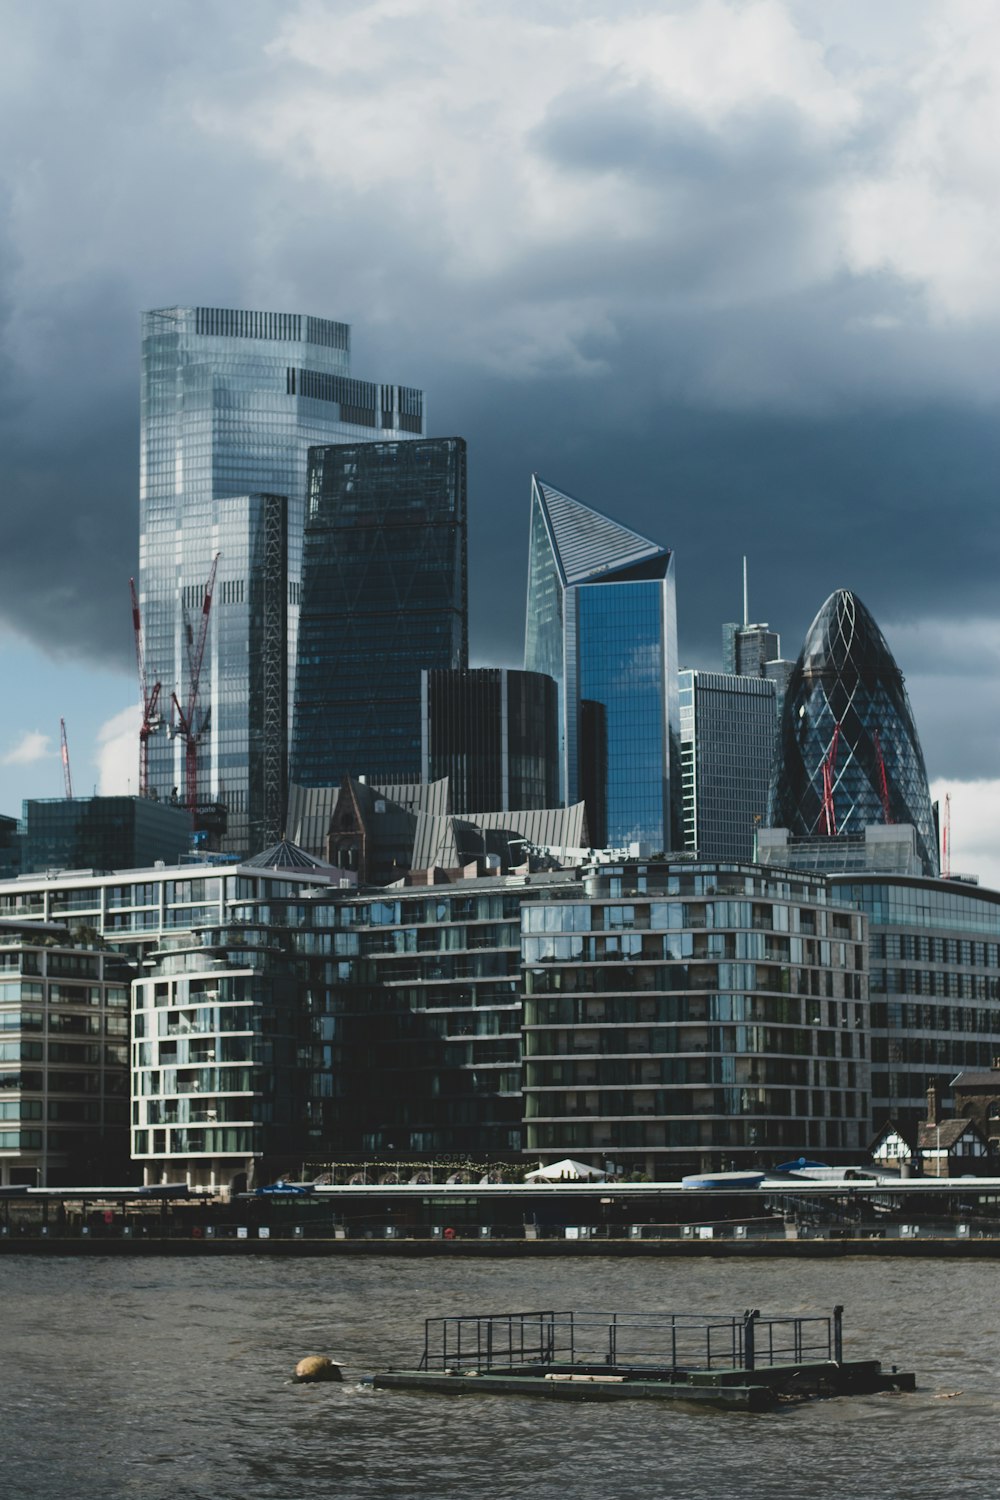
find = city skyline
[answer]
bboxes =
[2,3,1000,876]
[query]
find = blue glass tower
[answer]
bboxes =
[768,589,939,878]
[523,476,678,850]
[139,307,424,854]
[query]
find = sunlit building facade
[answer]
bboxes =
[139,306,424,854]
[832,872,1000,1133]
[522,861,871,1175]
[523,476,678,850]
[0,919,133,1188]
[768,589,939,878]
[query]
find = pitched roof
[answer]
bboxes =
[243,837,333,871]
[916,1118,984,1151]
[533,476,666,587]
[285,777,450,857]
[870,1120,916,1154]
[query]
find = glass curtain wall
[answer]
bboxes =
[769,590,938,877]
[524,476,678,850]
[139,306,424,855]
[291,438,468,788]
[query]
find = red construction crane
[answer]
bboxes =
[171,553,220,813]
[130,577,162,798]
[873,730,893,825]
[59,718,73,799]
[942,791,952,878]
[819,721,841,836]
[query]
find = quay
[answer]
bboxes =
[370,1306,916,1410]
[5,1177,1000,1254]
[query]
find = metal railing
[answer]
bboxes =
[417,1307,842,1374]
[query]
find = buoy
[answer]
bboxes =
[443,1226,456,1240]
[294,1355,343,1383]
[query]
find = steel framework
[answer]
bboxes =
[256,494,288,849]
[130,578,162,798]
[171,553,220,813]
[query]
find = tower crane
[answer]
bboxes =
[171,553,220,815]
[59,718,73,799]
[130,577,162,798]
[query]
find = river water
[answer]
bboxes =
[3,1254,998,1499]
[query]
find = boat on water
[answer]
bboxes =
[680,1170,765,1191]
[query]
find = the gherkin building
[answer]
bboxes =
[768,589,939,877]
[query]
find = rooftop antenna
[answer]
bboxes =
[742,556,749,629]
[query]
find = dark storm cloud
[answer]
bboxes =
[0,0,997,778]
[0,0,290,665]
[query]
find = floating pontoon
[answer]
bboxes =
[372,1306,914,1411]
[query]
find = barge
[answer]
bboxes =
[372,1306,915,1411]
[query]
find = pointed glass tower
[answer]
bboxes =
[524,475,678,850]
[768,589,939,877]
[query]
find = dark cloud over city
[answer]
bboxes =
[1,0,998,784]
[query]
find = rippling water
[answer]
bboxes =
[4,1255,999,1499]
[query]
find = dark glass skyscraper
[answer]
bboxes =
[523,476,678,850]
[421,667,559,814]
[768,589,939,877]
[291,438,468,787]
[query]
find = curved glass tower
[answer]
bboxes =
[768,590,938,877]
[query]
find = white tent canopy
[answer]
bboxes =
[523,1158,607,1182]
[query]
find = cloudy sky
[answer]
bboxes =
[1,0,999,874]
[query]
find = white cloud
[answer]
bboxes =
[171,0,1000,397]
[2,730,53,767]
[931,777,1000,893]
[95,704,141,796]
[841,1,1000,322]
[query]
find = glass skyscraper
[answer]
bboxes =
[421,667,559,814]
[290,437,467,788]
[768,589,939,878]
[523,476,678,850]
[139,306,424,855]
[678,669,777,861]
